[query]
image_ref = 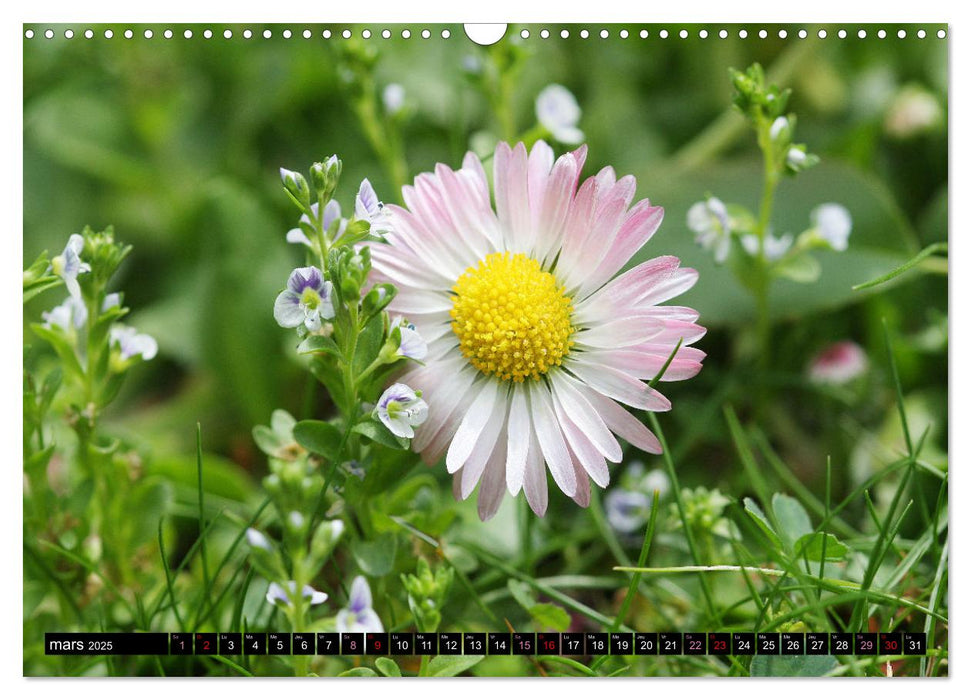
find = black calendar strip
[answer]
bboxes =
[45,631,927,657]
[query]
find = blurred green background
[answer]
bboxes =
[23,23,948,511]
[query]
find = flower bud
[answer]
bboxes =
[280,167,311,208]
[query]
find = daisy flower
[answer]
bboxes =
[370,141,705,520]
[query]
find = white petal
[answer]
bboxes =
[505,383,530,495]
[273,291,304,327]
[528,381,577,497]
[446,379,499,473]
[460,390,507,499]
[522,429,548,516]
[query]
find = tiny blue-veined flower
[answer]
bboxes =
[246,528,272,551]
[604,463,671,533]
[535,84,584,145]
[811,203,852,252]
[266,581,328,608]
[286,201,347,248]
[336,576,383,634]
[274,266,335,332]
[382,83,406,115]
[687,197,732,263]
[391,316,427,361]
[49,234,91,301]
[605,489,651,533]
[110,324,158,361]
[42,295,87,331]
[741,232,794,261]
[374,383,428,439]
[355,179,393,236]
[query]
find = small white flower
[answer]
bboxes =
[246,528,272,551]
[641,468,671,498]
[786,148,806,168]
[42,295,87,331]
[336,576,383,634]
[382,83,406,115]
[374,383,428,439]
[274,266,335,332]
[286,201,346,247]
[808,341,868,384]
[391,316,427,361]
[49,234,90,301]
[885,85,943,138]
[605,489,651,534]
[535,84,584,145]
[266,580,328,608]
[110,325,158,361]
[741,233,794,262]
[687,197,732,263]
[102,293,122,311]
[769,116,789,141]
[288,511,305,531]
[355,179,393,236]
[811,203,852,252]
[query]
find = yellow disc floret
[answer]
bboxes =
[450,251,575,382]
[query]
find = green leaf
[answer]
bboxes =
[352,419,408,449]
[375,657,402,677]
[128,478,175,547]
[353,313,386,375]
[293,420,343,458]
[773,252,821,283]
[338,667,378,677]
[297,335,341,358]
[772,493,813,549]
[148,453,256,503]
[425,654,485,677]
[529,603,571,632]
[743,497,781,549]
[635,160,919,325]
[23,277,63,304]
[351,532,398,577]
[750,654,837,677]
[507,579,536,609]
[794,532,849,562]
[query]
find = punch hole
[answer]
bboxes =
[464,24,507,46]
[25,29,34,39]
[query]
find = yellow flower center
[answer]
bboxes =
[450,251,574,382]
